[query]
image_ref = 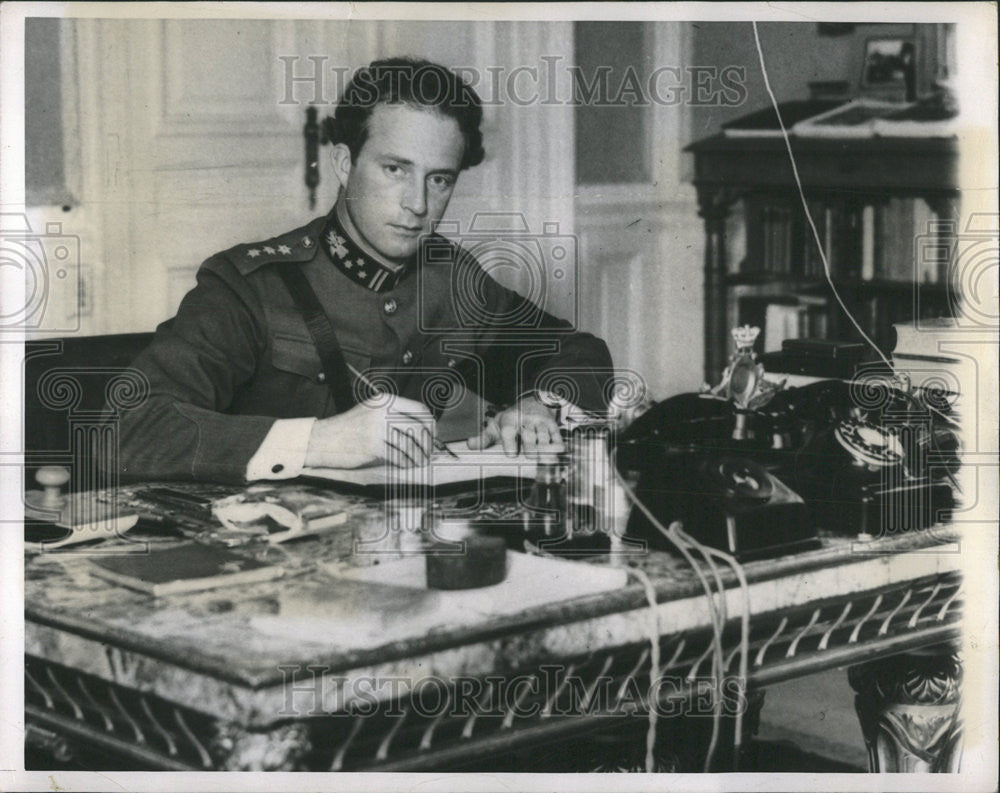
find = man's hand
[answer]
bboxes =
[304,396,437,469]
[467,395,564,457]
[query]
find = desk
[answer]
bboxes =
[25,482,964,772]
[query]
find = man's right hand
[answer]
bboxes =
[304,396,437,469]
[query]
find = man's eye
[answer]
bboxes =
[384,164,404,176]
[429,175,454,190]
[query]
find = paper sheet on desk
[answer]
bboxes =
[330,552,627,619]
[248,553,626,649]
[301,441,543,486]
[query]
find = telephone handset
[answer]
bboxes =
[707,457,774,502]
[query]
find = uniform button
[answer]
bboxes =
[272,464,285,474]
[402,350,413,365]
[383,298,398,315]
[317,372,326,383]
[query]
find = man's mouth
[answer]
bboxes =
[390,224,423,236]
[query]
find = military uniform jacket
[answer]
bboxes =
[117,210,613,483]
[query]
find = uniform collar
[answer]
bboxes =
[321,209,415,294]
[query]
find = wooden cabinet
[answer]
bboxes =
[686,124,960,383]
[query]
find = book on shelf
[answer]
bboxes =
[874,197,946,285]
[837,204,864,281]
[742,195,765,273]
[739,294,829,353]
[799,198,827,278]
[861,205,876,281]
[913,199,943,284]
[742,198,795,276]
[764,303,802,352]
[879,197,916,282]
[790,196,943,285]
[89,543,285,596]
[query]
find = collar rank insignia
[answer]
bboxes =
[321,213,411,294]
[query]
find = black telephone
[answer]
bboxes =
[774,379,958,538]
[616,379,958,558]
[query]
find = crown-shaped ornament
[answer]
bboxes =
[703,324,786,417]
[731,324,760,354]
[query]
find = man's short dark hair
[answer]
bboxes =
[325,57,486,171]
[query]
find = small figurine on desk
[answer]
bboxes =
[705,325,786,440]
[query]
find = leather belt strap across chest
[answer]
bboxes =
[276,264,357,413]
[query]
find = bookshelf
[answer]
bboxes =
[685,119,959,383]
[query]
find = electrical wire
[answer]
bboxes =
[753,22,963,530]
[612,458,727,772]
[677,528,729,767]
[628,566,662,773]
[675,526,751,770]
[750,22,894,373]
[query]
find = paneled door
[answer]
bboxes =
[64,18,393,334]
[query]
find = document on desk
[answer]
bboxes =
[249,552,627,649]
[332,552,627,619]
[301,441,541,486]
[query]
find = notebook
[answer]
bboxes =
[89,543,284,596]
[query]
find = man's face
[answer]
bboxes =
[336,103,465,263]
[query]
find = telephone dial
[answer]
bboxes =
[616,378,958,559]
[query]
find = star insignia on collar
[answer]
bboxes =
[357,269,368,279]
[263,246,276,255]
[277,244,291,255]
[302,237,313,248]
[343,259,353,269]
[247,249,260,258]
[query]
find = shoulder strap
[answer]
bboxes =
[276,265,357,412]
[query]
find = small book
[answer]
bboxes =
[89,543,284,596]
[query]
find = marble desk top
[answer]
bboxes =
[24,483,966,728]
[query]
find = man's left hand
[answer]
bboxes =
[467,395,564,456]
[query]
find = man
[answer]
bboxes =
[115,58,612,484]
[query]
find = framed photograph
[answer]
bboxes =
[860,36,918,101]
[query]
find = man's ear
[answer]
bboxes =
[330,143,353,188]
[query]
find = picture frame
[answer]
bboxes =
[859,36,918,101]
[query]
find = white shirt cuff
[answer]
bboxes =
[245,417,316,481]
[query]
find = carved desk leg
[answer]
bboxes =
[848,648,962,773]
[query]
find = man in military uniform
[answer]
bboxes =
[116,58,612,484]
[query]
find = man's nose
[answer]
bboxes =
[401,177,427,216]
